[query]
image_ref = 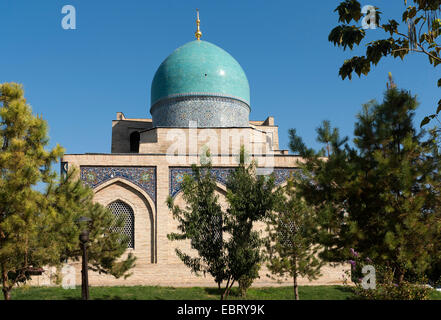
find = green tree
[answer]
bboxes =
[328,0,441,126]
[290,78,441,283]
[0,83,135,300]
[0,83,65,300]
[167,160,227,289]
[51,168,137,279]
[224,153,278,299]
[167,149,279,300]
[265,178,323,300]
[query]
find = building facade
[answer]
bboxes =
[54,20,347,287]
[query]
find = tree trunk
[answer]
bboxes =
[2,288,11,301]
[1,267,11,300]
[293,255,299,300]
[293,274,299,300]
[225,280,235,300]
[397,269,405,284]
[221,277,230,300]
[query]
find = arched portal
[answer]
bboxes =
[93,179,156,263]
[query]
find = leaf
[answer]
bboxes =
[383,19,399,36]
[339,56,371,80]
[328,25,366,50]
[408,6,417,19]
[366,39,394,65]
[437,99,441,114]
[429,50,441,66]
[403,6,417,21]
[335,0,363,24]
[420,116,431,127]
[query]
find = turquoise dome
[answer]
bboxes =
[151,40,250,106]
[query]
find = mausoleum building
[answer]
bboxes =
[52,15,347,287]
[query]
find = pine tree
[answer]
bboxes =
[51,168,137,279]
[0,83,64,300]
[266,178,323,300]
[289,78,441,283]
[0,83,135,300]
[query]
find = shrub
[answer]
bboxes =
[344,249,432,300]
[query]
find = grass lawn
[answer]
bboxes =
[6,285,441,300]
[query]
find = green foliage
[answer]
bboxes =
[345,249,432,300]
[224,150,279,298]
[0,83,65,300]
[290,81,441,284]
[0,83,135,300]
[238,275,254,297]
[167,147,279,300]
[167,160,226,287]
[329,0,441,126]
[353,277,432,300]
[6,285,358,300]
[265,178,324,300]
[54,168,137,278]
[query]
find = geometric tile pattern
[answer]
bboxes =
[271,168,300,186]
[80,166,156,203]
[169,167,299,197]
[107,200,135,249]
[151,95,250,128]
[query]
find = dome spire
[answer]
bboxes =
[195,9,202,40]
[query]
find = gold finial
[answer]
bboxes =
[195,9,202,40]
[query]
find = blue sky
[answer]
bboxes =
[0,1,439,154]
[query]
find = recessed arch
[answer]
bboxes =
[93,178,156,263]
[94,177,156,210]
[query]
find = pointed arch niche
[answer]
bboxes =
[93,178,156,263]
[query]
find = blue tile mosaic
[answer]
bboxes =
[272,168,301,185]
[80,166,156,203]
[169,167,299,197]
[151,96,250,128]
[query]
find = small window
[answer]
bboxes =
[130,131,140,153]
[107,200,135,249]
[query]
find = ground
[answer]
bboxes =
[7,285,441,300]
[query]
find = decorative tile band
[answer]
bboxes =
[151,94,250,112]
[80,166,156,203]
[169,167,299,197]
[151,96,250,128]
